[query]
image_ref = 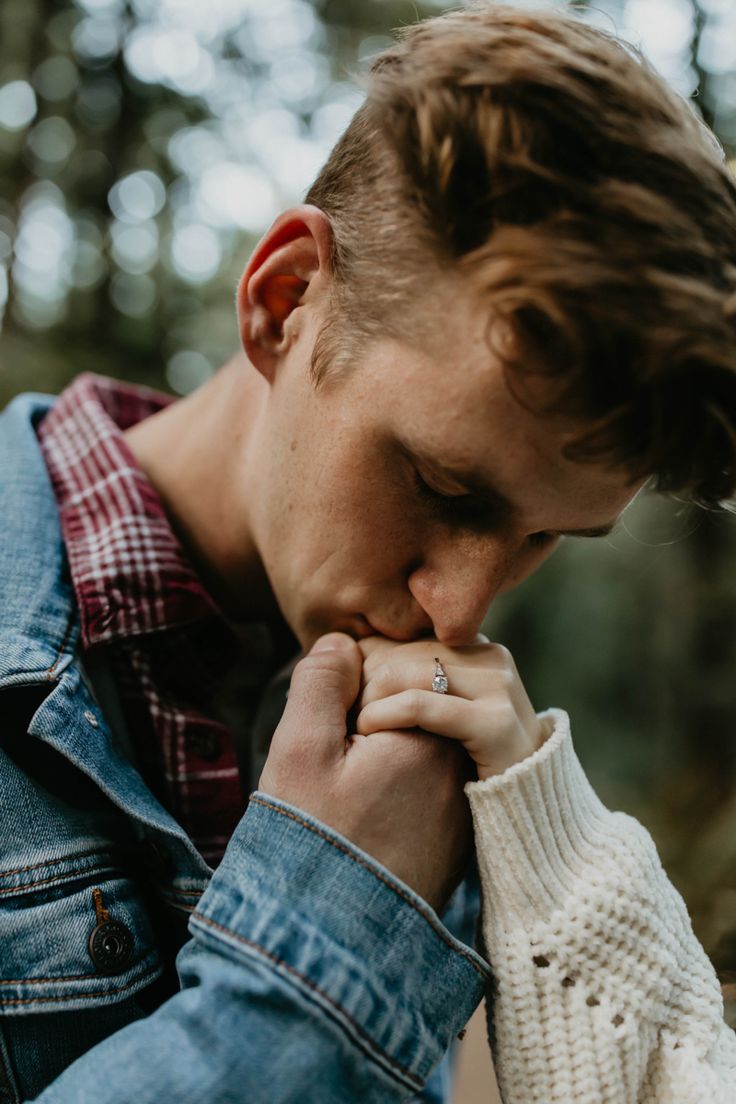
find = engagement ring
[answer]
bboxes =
[432,657,449,694]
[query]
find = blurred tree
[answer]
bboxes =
[0,0,448,406]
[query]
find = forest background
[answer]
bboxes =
[0,0,734,1095]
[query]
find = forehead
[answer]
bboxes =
[348,292,638,528]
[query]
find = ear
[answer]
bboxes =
[236,205,333,382]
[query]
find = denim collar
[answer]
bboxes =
[0,392,80,689]
[0,392,215,877]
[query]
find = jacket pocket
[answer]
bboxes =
[0,850,162,1015]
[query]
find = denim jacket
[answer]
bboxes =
[0,393,489,1103]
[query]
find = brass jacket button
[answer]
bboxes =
[88,918,134,974]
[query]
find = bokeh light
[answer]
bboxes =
[0,0,732,373]
[170,223,222,282]
[110,270,158,316]
[27,116,77,167]
[109,171,167,223]
[166,348,214,394]
[0,80,38,131]
[33,56,79,103]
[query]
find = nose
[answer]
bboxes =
[407,535,513,646]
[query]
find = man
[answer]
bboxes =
[0,3,734,1101]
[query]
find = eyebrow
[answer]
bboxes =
[406,443,620,539]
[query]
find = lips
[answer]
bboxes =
[357,615,428,643]
[351,617,375,640]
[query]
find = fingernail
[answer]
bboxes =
[311,632,352,654]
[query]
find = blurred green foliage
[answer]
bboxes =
[0,0,734,1009]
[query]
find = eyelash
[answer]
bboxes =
[413,469,480,522]
[528,530,557,549]
[413,469,556,547]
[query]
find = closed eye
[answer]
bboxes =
[528,531,557,549]
[413,468,486,524]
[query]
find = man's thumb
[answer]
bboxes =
[310,632,357,657]
[281,633,362,748]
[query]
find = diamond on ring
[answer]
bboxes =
[432,657,449,694]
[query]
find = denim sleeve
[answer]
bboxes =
[413,858,486,1103]
[34,793,489,1103]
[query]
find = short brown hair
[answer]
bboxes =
[306,2,736,508]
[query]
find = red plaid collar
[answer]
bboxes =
[37,373,219,648]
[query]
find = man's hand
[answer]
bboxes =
[356,636,544,780]
[258,632,474,913]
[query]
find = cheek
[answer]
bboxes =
[269,421,426,583]
[337,497,419,579]
[334,452,420,549]
[275,463,415,580]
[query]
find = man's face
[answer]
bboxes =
[246,287,638,651]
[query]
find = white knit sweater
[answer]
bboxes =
[465,709,736,1104]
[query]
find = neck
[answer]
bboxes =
[124,355,283,629]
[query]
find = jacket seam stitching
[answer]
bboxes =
[249,796,488,979]
[191,911,422,1091]
[0,952,155,986]
[0,848,114,880]
[0,866,117,896]
[0,962,160,1005]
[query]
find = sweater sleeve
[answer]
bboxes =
[465,708,736,1104]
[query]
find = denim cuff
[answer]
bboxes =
[190,792,490,1094]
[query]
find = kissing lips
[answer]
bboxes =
[355,614,429,643]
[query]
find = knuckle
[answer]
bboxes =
[495,666,515,692]
[296,650,345,678]
[361,637,406,672]
[490,642,513,668]
[485,659,515,693]
[370,660,403,697]
[405,687,425,713]
[292,653,353,696]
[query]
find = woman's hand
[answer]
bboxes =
[258,633,474,912]
[356,636,544,780]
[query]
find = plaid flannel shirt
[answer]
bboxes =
[37,373,251,864]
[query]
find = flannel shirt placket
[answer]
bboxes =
[38,374,246,865]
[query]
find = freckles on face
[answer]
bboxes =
[253,287,639,645]
[255,394,426,643]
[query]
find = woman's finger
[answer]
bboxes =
[357,690,541,777]
[359,639,506,682]
[360,657,515,709]
[356,688,482,743]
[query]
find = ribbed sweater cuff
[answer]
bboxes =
[465,709,615,934]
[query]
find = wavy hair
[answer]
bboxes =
[306,2,736,507]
